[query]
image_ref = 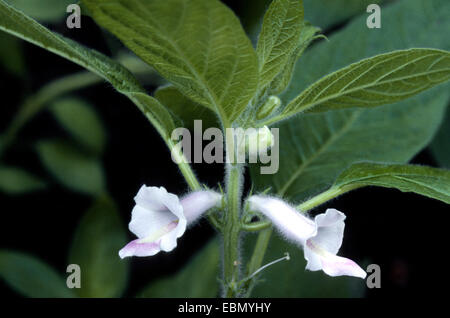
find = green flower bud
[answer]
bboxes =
[257,96,281,120]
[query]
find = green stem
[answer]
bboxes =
[223,163,243,297]
[166,139,201,191]
[241,220,271,232]
[166,138,222,229]
[298,184,359,212]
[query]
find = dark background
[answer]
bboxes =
[0,0,448,298]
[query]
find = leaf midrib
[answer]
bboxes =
[262,50,450,125]
[259,2,295,72]
[291,66,448,112]
[336,170,450,198]
[392,175,449,197]
[104,1,231,127]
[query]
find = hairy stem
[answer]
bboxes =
[223,163,243,297]
[241,220,271,232]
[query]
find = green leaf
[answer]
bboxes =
[256,0,304,89]
[36,140,105,195]
[274,48,450,122]
[0,250,75,298]
[5,0,74,23]
[138,238,220,298]
[333,163,450,204]
[0,0,138,92]
[0,0,177,141]
[155,86,218,130]
[252,0,450,201]
[261,89,449,204]
[268,22,321,95]
[0,31,24,76]
[0,165,47,195]
[82,0,259,125]
[69,196,129,297]
[429,107,450,168]
[246,234,366,297]
[50,98,106,155]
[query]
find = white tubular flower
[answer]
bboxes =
[247,195,367,279]
[119,186,221,259]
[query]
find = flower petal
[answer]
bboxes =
[248,196,366,279]
[159,221,183,252]
[315,208,346,227]
[121,218,185,258]
[181,191,222,223]
[120,186,224,259]
[118,239,161,259]
[311,209,346,255]
[134,186,182,217]
[320,253,367,279]
[304,241,323,271]
[305,239,366,279]
[120,186,188,258]
[129,205,182,239]
[129,185,185,238]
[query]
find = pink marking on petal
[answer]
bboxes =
[118,239,161,259]
[306,240,366,279]
[166,220,178,231]
[320,255,367,279]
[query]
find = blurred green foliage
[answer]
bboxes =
[50,98,106,156]
[35,140,105,195]
[138,238,220,298]
[0,32,24,76]
[430,107,450,168]
[68,196,129,297]
[0,196,128,298]
[5,0,74,23]
[0,250,76,298]
[0,165,47,195]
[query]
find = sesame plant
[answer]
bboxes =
[0,0,449,298]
